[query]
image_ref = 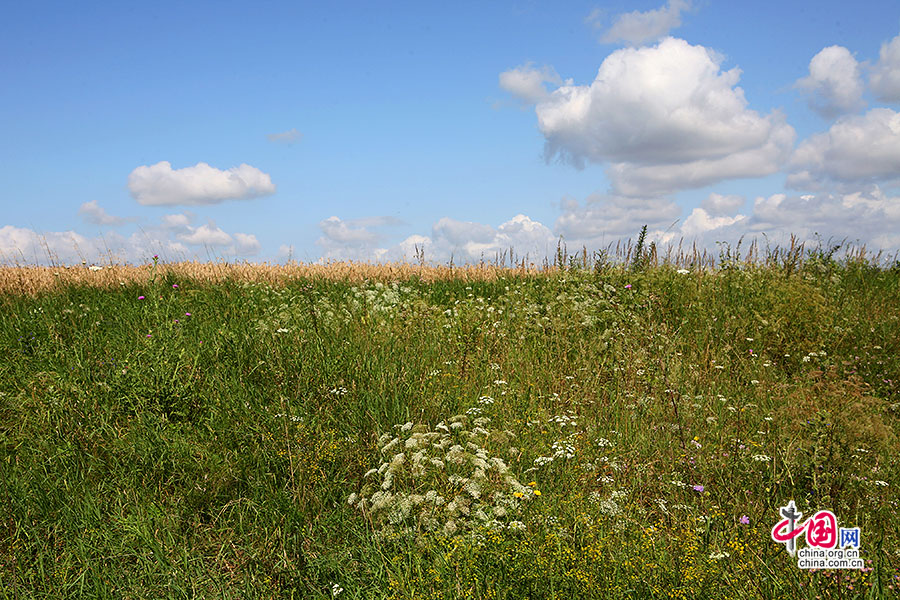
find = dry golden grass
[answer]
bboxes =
[0,260,552,296]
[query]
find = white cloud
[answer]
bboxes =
[796,46,864,118]
[178,222,234,246]
[555,193,680,248]
[266,128,303,144]
[315,215,405,260]
[431,214,555,261]
[233,232,261,255]
[744,188,900,247]
[0,226,96,264]
[318,216,379,245]
[128,161,276,206]
[1,210,265,265]
[499,64,564,105]
[0,225,187,265]
[788,108,900,188]
[869,32,900,102]
[160,213,193,230]
[596,0,691,46]
[681,207,746,238]
[534,37,795,196]
[432,217,497,246]
[316,214,555,263]
[78,200,132,226]
[701,193,744,216]
[150,218,261,257]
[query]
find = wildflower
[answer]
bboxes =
[513,491,524,498]
[331,583,344,597]
[677,269,689,274]
[138,296,145,300]
[740,515,750,525]
[146,334,152,338]
[185,312,191,316]
[752,454,771,462]
[533,490,542,496]
[624,284,632,289]
[88,265,103,271]
[692,485,704,493]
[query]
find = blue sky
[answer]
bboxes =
[3,0,900,264]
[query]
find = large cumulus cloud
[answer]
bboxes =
[527,38,795,196]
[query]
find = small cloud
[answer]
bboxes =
[315,215,404,260]
[174,220,261,256]
[266,128,303,144]
[233,232,261,255]
[596,0,692,46]
[178,221,233,246]
[78,200,132,226]
[160,213,193,230]
[499,63,564,105]
[701,193,745,216]
[681,207,746,237]
[128,161,276,206]
[796,46,864,118]
[318,216,379,245]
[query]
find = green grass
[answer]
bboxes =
[1,257,899,599]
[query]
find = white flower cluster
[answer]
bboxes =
[349,415,534,539]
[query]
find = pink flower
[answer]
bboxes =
[146,334,152,338]
[138,296,145,300]
[625,284,632,289]
[692,485,704,492]
[185,312,191,316]
[740,515,750,525]
[172,284,179,289]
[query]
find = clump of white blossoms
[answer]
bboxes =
[348,415,534,539]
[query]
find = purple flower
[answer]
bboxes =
[138,296,145,300]
[740,515,750,525]
[185,312,192,317]
[625,284,632,289]
[692,485,704,493]
[172,284,179,289]
[146,334,152,338]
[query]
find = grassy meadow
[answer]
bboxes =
[1,245,899,598]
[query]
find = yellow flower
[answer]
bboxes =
[514,491,524,498]
[528,481,537,487]
[533,490,542,496]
